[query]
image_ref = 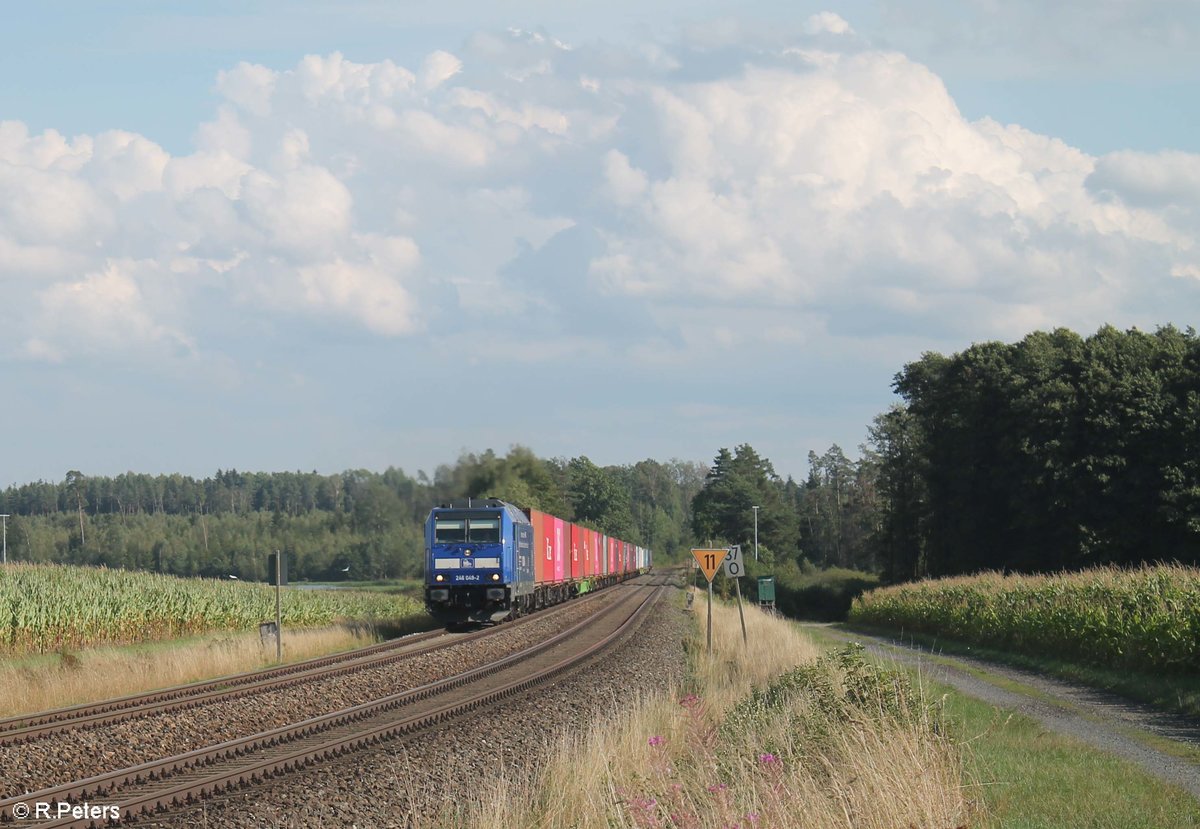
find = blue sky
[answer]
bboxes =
[2,1,1198,487]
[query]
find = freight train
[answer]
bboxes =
[423,498,652,624]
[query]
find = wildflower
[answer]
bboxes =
[745,814,760,825]
[679,693,701,708]
[757,752,779,765]
[707,783,729,793]
[649,735,666,747]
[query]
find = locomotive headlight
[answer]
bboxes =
[435,574,445,582]
[491,573,501,581]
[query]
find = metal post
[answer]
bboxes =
[274,550,282,662]
[707,579,713,656]
[734,572,747,647]
[752,506,759,561]
[0,515,8,564]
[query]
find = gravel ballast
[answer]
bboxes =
[151,585,690,828]
[0,591,630,800]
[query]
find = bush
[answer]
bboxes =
[770,563,880,621]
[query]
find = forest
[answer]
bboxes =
[0,452,711,581]
[3,324,1197,587]
[0,442,875,586]
[871,324,1200,580]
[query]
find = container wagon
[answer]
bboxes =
[424,498,651,625]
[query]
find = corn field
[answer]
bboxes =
[848,564,1200,673]
[0,563,425,655]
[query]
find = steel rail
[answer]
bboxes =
[0,583,620,746]
[1,577,665,829]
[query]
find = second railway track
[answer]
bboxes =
[0,579,630,749]
[1,576,668,828]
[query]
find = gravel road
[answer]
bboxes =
[806,624,1200,800]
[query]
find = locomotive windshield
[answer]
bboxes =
[433,512,501,544]
[467,518,500,543]
[434,519,466,543]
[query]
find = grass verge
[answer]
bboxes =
[845,622,1200,719]
[801,624,1200,828]
[442,597,976,828]
[0,622,393,718]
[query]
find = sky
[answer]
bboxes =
[1,1,1198,487]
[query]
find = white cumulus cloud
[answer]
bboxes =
[0,27,1196,370]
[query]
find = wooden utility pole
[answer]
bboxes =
[274,550,283,662]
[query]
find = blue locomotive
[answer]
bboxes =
[423,498,650,625]
[424,499,534,624]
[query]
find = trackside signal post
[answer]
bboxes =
[692,548,726,655]
[267,550,287,661]
[723,545,748,647]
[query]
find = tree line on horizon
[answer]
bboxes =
[0,452,712,581]
[4,324,1196,585]
[0,443,874,584]
[655,324,1200,584]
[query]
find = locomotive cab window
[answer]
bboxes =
[467,517,501,543]
[435,519,467,543]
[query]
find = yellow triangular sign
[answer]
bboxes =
[691,548,728,583]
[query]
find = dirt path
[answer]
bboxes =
[803,623,1200,800]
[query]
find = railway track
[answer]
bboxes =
[0,576,666,828]
[0,583,622,748]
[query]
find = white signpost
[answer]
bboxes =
[725,546,748,647]
[692,545,750,652]
[723,545,744,579]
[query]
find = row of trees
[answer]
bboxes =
[689,444,882,572]
[683,326,1200,583]
[3,443,874,581]
[17,323,1183,586]
[0,450,710,581]
[871,325,1200,579]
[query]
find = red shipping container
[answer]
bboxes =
[608,537,616,574]
[551,516,565,583]
[585,529,595,577]
[591,529,600,577]
[529,509,550,585]
[570,523,583,580]
[580,527,590,578]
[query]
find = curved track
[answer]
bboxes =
[0,576,667,828]
[0,582,627,748]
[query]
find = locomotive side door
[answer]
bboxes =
[514,522,534,596]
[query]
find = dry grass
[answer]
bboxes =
[452,596,978,829]
[0,624,382,718]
